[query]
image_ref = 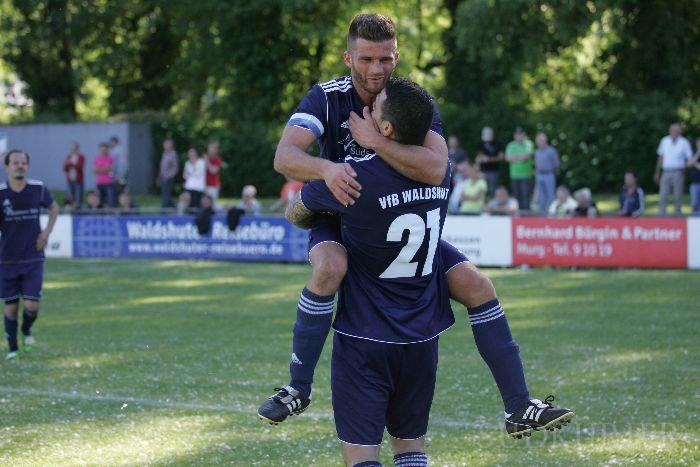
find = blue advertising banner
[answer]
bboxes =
[72,215,309,262]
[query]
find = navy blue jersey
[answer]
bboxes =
[288,75,444,163]
[0,180,54,264]
[301,156,454,344]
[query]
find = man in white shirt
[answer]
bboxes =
[655,123,692,216]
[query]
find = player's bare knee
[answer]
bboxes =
[389,435,425,456]
[310,244,348,292]
[24,300,39,312]
[4,300,19,317]
[448,263,496,307]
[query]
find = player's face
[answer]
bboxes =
[5,152,29,180]
[370,89,394,137]
[345,38,398,99]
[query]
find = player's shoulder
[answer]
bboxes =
[27,179,45,187]
[0,182,7,191]
[317,75,353,95]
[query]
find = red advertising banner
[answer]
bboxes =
[512,218,687,268]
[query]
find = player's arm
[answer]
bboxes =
[349,107,447,186]
[36,201,59,251]
[285,179,347,229]
[285,193,316,229]
[274,126,362,206]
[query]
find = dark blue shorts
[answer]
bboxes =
[308,215,469,270]
[331,332,439,446]
[0,261,44,302]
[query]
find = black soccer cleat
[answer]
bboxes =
[505,395,574,438]
[257,386,311,425]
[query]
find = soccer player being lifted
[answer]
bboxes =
[258,13,573,438]
[1,150,59,360]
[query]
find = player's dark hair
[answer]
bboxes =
[348,13,396,46]
[625,169,637,179]
[4,149,29,166]
[380,77,434,146]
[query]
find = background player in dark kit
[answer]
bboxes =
[1,150,59,360]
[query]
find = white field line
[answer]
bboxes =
[0,386,499,430]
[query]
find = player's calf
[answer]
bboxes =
[505,395,574,438]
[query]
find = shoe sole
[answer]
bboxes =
[508,411,575,439]
[257,405,309,426]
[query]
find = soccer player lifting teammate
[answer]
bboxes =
[258,13,573,439]
[1,150,59,360]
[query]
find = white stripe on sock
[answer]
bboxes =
[298,304,333,315]
[468,304,501,319]
[299,294,333,308]
[469,308,504,325]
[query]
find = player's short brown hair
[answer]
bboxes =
[347,13,396,47]
[4,149,29,166]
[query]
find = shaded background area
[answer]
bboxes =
[1,0,699,196]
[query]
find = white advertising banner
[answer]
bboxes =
[41,214,73,258]
[442,215,513,266]
[688,218,700,269]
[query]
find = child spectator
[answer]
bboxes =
[118,191,139,214]
[84,190,103,211]
[619,171,645,217]
[176,192,192,215]
[205,141,225,203]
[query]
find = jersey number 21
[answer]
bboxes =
[380,208,440,279]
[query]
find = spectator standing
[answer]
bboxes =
[269,176,304,212]
[548,185,577,218]
[236,185,261,215]
[459,163,487,214]
[571,188,597,218]
[655,123,692,216]
[619,171,645,217]
[688,137,700,215]
[183,148,206,209]
[62,142,85,208]
[505,127,534,212]
[475,126,505,195]
[447,135,468,167]
[533,132,560,216]
[109,136,127,194]
[485,186,519,216]
[93,143,116,207]
[157,138,179,208]
[205,141,224,203]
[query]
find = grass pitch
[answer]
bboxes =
[1,259,698,465]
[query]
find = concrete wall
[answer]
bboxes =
[0,122,153,194]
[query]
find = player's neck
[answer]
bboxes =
[8,177,27,192]
[351,77,377,106]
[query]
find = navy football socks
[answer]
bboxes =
[468,299,530,414]
[354,462,382,467]
[21,308,38,336]
[4,312,18,352]
[394,451,427,466]
[289,287,334,398]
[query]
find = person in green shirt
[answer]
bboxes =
[459,163,487,214]
[505,127,534,212]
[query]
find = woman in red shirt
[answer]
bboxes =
[62,142,86,208]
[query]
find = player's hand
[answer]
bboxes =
[349,107,383,150]
[323,162,361,206]
[36,230,50,251]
